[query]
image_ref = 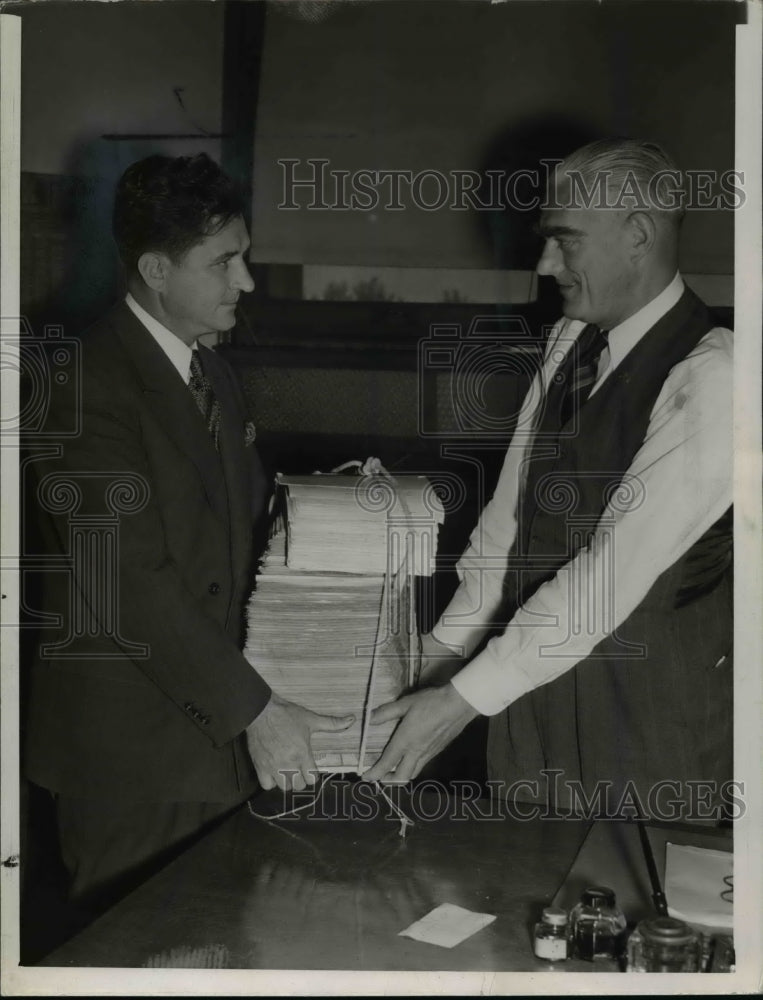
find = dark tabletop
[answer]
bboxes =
[42,785,627,971]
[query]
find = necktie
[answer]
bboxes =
[559,324,610,426]
[188,349,221,449]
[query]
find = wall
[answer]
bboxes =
[16,0,226,324]
[14,0,739,324]
[252,0,738,276]
[19,0,225,176]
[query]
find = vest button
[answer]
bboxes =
[208,582,221,595]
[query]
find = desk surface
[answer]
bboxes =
[43,786,610,971]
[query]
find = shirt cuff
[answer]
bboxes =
[450,644,531,716]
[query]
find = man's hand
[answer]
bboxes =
[246,694,354,792]
[361,684,479,784]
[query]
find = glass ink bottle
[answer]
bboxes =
[570,885,627,961]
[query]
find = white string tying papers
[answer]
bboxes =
[316,457,386,477]
[247,774,414,838]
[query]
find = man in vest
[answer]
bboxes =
[365,138,733,821]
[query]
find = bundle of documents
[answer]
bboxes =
[277,473,444,576]
[244,473,435,771]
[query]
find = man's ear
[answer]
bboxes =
[626,211,657,259]
[136,251,169,291]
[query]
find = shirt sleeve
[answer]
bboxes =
[449,327,733,715]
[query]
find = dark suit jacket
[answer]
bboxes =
[24,301,271,801]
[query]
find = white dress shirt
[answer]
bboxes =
[433,274,733,716]
[125,293,196,383]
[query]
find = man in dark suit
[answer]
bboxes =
[24,153,353,913]
[365,139,733,821]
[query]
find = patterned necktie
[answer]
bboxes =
[188,349,221,449]
[560,324,610,426]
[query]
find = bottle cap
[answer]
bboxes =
[581,885,616,908]
[541,907,569,926]
[639,917,695,946]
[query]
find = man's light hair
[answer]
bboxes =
[552,137,686,226]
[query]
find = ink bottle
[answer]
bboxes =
[569,885,627,961]
[626,917,701,972]
[533,907,570,962]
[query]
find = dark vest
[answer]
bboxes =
[513,287,731,614]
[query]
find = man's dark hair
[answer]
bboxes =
[112,153,245,275]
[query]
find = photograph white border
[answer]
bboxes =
[2,1,761,995]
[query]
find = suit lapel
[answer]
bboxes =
[112,303,228,522]
[201,346,260,588]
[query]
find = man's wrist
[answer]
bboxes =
[246,689,274,731]
[445,680,481,721]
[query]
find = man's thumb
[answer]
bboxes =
[311,711,355,732]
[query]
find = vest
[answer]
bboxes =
[514,286,731,614]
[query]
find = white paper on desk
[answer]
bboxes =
[665,842,733,930]
[399,903,496,949]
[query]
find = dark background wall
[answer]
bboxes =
[17,0,739,316]
[252,0,737,275]
[19,1,225,176]
[18,1,226,327]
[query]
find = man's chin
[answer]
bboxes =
[217,305,238,331]
[214,314,238,333]
[557,287,582,316]
[561,302,585,321]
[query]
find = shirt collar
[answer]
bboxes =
[125,293,196,384]
[605,271,685,371]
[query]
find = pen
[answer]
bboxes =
[636,819,669,917]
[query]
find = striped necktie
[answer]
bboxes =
[188,349,221,449]
[560,324,609,426]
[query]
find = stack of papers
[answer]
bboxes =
[245,514,418,771]
[278,474,444,576]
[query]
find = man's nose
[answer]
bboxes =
[536,239,563,278]
[231,259,255,293]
